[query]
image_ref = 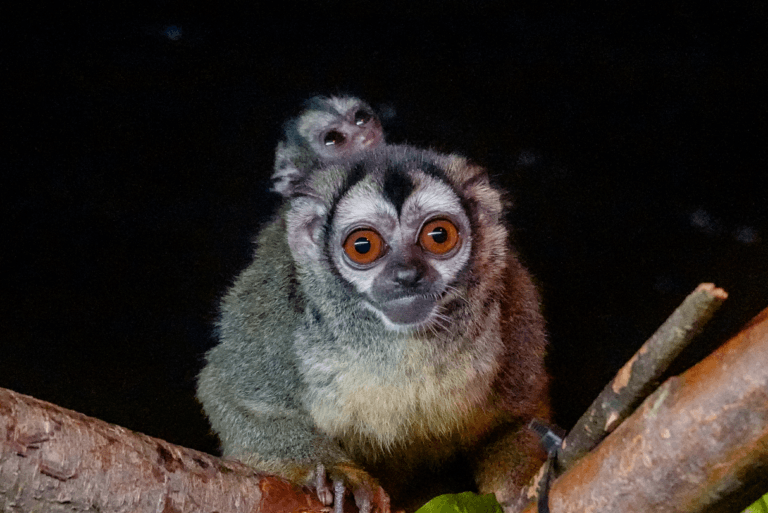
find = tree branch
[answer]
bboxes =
[0,388,329,513]
[520,305,768,512]
[557,283,728,471]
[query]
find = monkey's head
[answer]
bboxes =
[286,145,507,333]
[273,96,384,197]
[290,96,383,161]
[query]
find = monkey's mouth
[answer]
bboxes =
[373,295,436,328]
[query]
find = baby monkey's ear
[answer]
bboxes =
[271,141,303,197]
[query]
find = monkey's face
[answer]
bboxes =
[287,149,476,332]
[330,172,472,330]
[299,97,384,162]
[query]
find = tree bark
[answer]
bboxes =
[0,388,328,513]
[521,306,768,513]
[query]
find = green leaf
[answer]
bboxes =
[416,492,503,513]
[415,490,768,513]
[744,492,768,513]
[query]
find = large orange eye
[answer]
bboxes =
[343,229,385,265]
[419,219,459,255]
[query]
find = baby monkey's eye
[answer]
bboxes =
[420,219,459,255]
[324,130,346,146]
[354,109,373,126]
[343,229,386,265]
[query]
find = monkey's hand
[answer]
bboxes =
[313,461,390,513]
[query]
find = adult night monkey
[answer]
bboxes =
[198,145,550,512]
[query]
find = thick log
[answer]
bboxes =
[0,388,328,513]
[522,306,768,513]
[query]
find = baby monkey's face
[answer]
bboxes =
[299,97,384,162]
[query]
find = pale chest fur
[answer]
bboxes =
[300,332,503,457]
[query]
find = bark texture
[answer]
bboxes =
[0,388,328,513]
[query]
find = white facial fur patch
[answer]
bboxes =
[400,175,470,231]
[326,96,361,115]
[331,184,398,295]
[332,184,398,234]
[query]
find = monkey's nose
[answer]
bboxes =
[393,267,422,287]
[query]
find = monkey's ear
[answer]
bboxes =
[271,142,303,197]
[286,196,327,265]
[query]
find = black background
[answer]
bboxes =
[2,2,766,458]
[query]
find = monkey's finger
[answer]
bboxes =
[314,463,334,506]
[353,484,389,513]
[333,479,346,513]
[353,489,372,513]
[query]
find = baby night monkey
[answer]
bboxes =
[271,95,384,197]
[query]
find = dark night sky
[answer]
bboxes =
[2,2,766,456]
